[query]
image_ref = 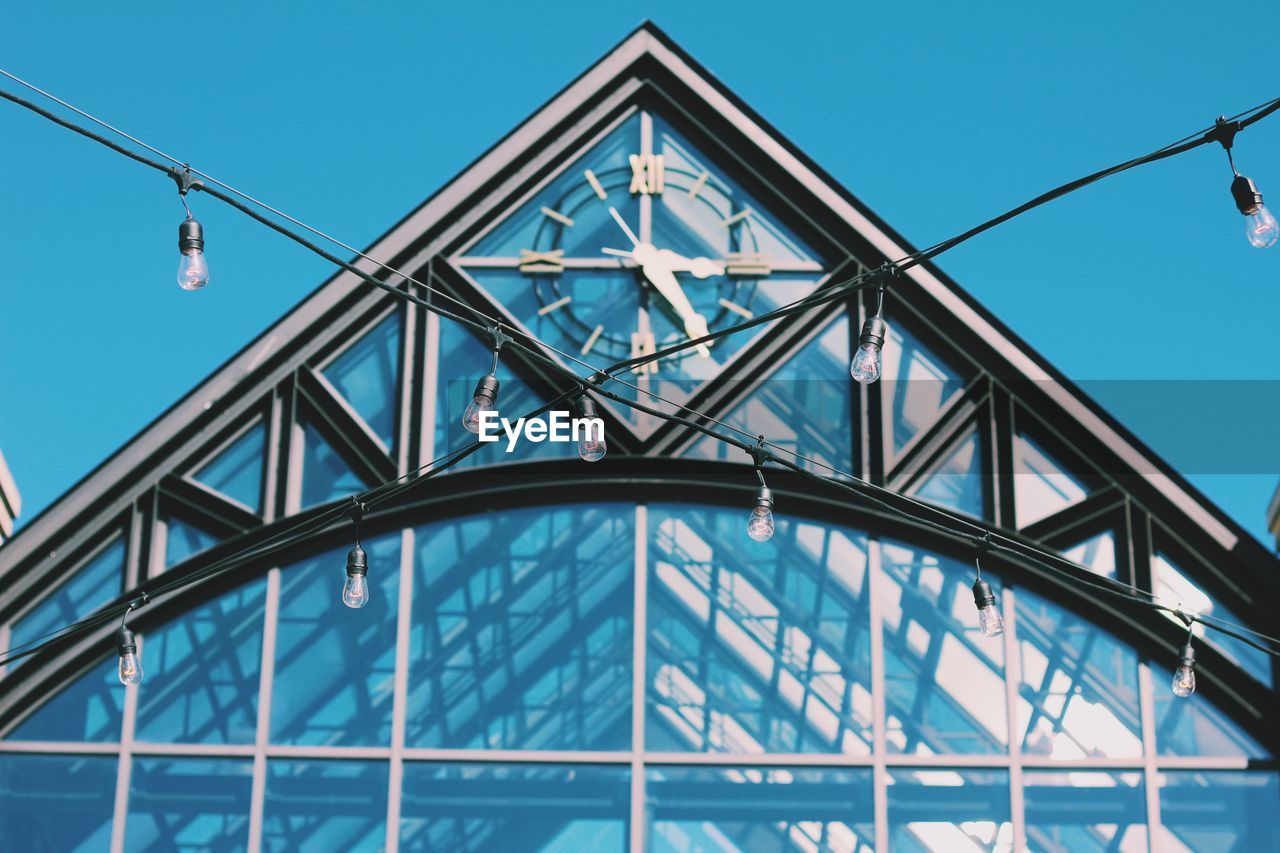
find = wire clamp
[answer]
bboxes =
[747,436,773,468]
[168,165,203,196]
[488,325,513,353]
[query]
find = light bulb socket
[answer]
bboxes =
[859,315,887,350]
[972,578,996,609]
[345,543,368,577]
[573,395,599,420]
[1231,175,1264,216]
[471,374,500,403]
[754,486,773,508]
[178,216,205,254]
[1178,642,1196,668]
[115,626,138,655]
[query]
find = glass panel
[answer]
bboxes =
[6,658,122,742]
[886,768,1012,852]
[322,312,402,451]
[406,505,634,750]
[434,322,564,469]
[1023,770,1147,853]
[135,578,266,744]
[1016,588,1142,759]
[301,422,370,510]
[124,758,253,852]
[193,421,266,513]
[647,766,875,853]
[908,427,987,518]
[1060,532,1117,580]
[1152,552,1272,687]
[1014,433,1089,528]
[684,313,854,476]
[466,115,640,260]
[647,505,873,755]
[398,762,629,852]
[1157,771,1280,853]
[879,540,1008,755]
[262,760,388,852]
[164,516,220,568]
[1153,687,1269,758]
[9,536,123,652]
[272,534,401,746]
[0,754,116,852]
[882,321,966,458]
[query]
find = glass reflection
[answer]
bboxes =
[1023,770,1146,852]
[647,505,873,754]
[879,540,1008,755]
[5,660,122,742]
[1013,433,1089,529]
[1016,588,1142,759]
[1157,771,1280,852]
[1152,552,1272,687]
[398,762,628,852]
[300,422,369,510]
[135,578,266,744]
[684,314,854,476]
[881,322,967,459]
[405,505,634,750]
[9,536,123,653]
[272,534,401,746]
[263,760,388,852]
[1153,687,1269,758]
[1060,532,1117,580]
[0,754,116,852]
[124,758,252,852]
[193,421,266,514]
[322,312,402,451]
[908,428,987,519]
[648,766,874,852]
[163,515,220,568]
[886,768,1012,852]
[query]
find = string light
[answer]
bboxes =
[972,535,1004,638]
[172,168,210,291]
[746,440,776,542]
[572,395,607,462]
[1172,613,1198,697]
[463,328,508,434]
[341,502,370,609]
[114,595,148,685]
[850,285,888,385]
[1211,115,1279,249]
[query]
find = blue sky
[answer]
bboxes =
[1,2,1277,546]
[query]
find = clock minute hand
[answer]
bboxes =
[635,248,712,358]
[655,248,725,280]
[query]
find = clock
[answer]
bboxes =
[456,110,829,421]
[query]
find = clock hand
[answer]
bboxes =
[608,206,640,247]
[635,249,712,357]
[655,248,725,280]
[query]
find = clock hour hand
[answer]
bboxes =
[655,248,725,280]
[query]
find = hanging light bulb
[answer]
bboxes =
[972,578,1004,637]
[176,216,210,290]
[115,626,143,685]
[462,375,500,434]
[573,395,607,462]
[747,486,775,542]
[1231,175,1279,248]
[342,542,370,609]
[850,315,887,385]
[1171,639,1197,698]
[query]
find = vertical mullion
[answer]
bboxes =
[630,504,648,852]
[108,640,141,853]
[246,566,281,853]
[418,312,440,470]
[1138,663,1163,845]
[384,527,415,852]
[868,538,889,853]
[397,302,417,479]
[1001,587,1026,851]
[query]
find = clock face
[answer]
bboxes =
[456,111,830,429]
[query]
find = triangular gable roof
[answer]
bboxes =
[2,20,1273,582]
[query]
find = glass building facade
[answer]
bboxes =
[0,24,1274,852]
